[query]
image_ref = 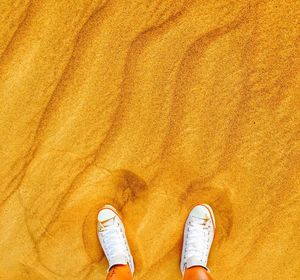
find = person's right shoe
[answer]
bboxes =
[180,204,216,275]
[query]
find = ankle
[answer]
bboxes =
[110,264,130,270]
[184,266,213,280]
[108,264,132,276]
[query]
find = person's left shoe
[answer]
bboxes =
[97,205,134,274]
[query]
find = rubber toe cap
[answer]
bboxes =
[98,208,117,222]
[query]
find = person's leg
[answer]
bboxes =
[180,204,216,280]
[183,266,214,280]
[106,264,133,280]
[97,205,134,279]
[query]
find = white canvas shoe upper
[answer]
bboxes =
[97,206,134,274]
[180,204,216,275]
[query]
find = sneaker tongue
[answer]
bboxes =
[186,256,208,270]
[108,255,128,272]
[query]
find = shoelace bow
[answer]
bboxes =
[185,216,211,261]
[102,223,127,259]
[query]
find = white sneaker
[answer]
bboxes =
[97,205,134,274]
[180,204,216,275]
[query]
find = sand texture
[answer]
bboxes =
[0,0,299,279]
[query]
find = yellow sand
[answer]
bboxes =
[0,0,299,279]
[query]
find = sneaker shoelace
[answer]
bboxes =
[101,222,128,260]
[185,216,211,262]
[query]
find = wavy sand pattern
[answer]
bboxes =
[0,0,299,279]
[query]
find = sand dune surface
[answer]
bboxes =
[0,0,299,279]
